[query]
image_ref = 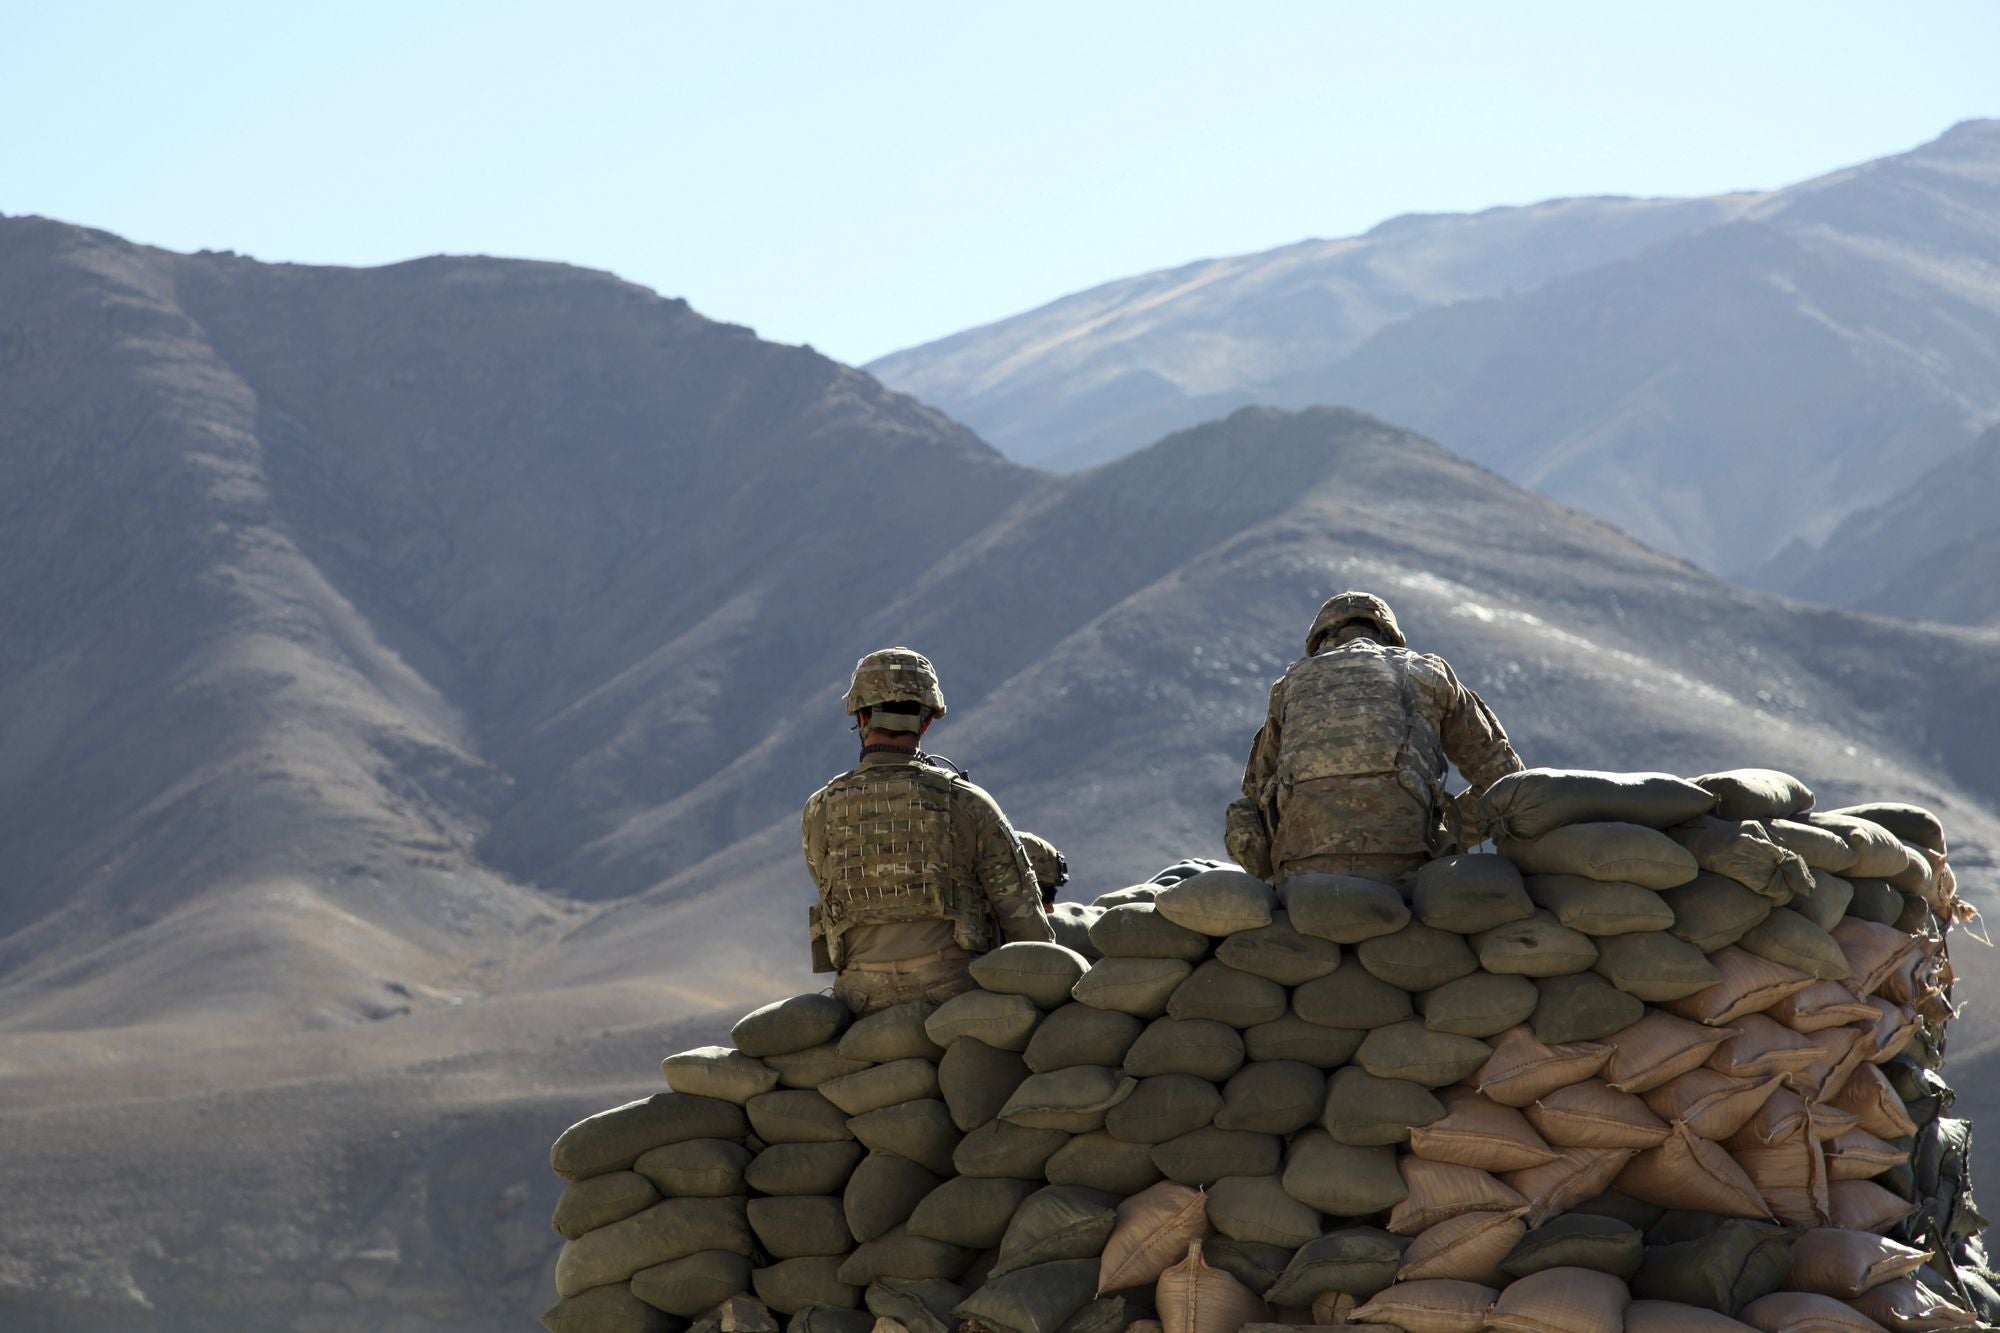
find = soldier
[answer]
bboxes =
[1017,831,1068,911]
[1225,592,1523,887]
[803,647,1053,1013]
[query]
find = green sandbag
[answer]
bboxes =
[1292,967,1414,1029]
[1264,1227,1409,1304]
[1153,869,1277,936]
[1472,910,1599,977]
[1104,1074,1223,1144]
[1660,874,1773,952]
[1355,921,1480,992]
[1244,1011,1367,1066]
[663,1046,782,1103]
[1057,1294,1151,1333]
[1591,931,1724,1001]
[1824,802,1946,854]
[1281,873,1411,943]
[1673,817,1811,902]
[1499,822,1700,889]
[1092,883,1165,908]
[953,1257,1099,1333]
[1151,1127,1283,1187]
[1499,1213,1643,1280]
[1215,910,1343,984]
[752,1255,860,1315]
[906,1176,1041,1249]
[553,1093,751,1181]
[924,990,1042,1052]
[1048,904,1104,963]
[1203,1240,1296,1295]
[748,1195,853,1258]
[971,942,1092,1009]
[1693,769,1814,822]
[1086,904,1211,961]
[849,1100,961,1175]
[845,1151,941,1243]
[938,1038,1030,1131]
[554,1172,661,1241]
[1631,1218,1797,1314]
[1768,819,1860,873]
[633,1250,754,1317]
[1164,959,1288,1028]
[1412,854,1535,934]
[1531,973,1644,1043]
[1044,1132,1165,1195]
[750,1089,856,1146]
[1124,1017,1246,1080]
[1281,1130,1407,1215]
[1023,1004,1143,1073]
[1846,878,1904,925]
[1789,871,1853,932]
[746,1141,864,1196]
[1567,1190,1664,1231]
[767,1044,871,1092]
[1355,1021,1492,1087]
[990,1186,1119,1276]
[836,1226,975,1286]
[1070,958,1194,1018]
[554,1198,753,1297]
[1417,973,1538,1038]
[633,1139,753,1197]
[1737,908,1850,980]
[838,1002,945,1063]
[952,1120,1069,1179]
[822,1059,943,1117]
[1321,1067,1445,1146]
[1214,1061,1326,1135]
[1478,769,1716,841]
[1206,1173,1323,1249]
[867,1277,969,1333]
[1528,874,1676,935]
[733,993,854,1059]
[1893,891,1932,935]
[999,1067,1136,1133]
[541,1283,676,1333]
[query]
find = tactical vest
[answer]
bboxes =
[813,761,995,967]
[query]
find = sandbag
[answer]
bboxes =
[1791,871,1854,932]
[767,1041,871,1089]
[750,1256,859,1315]
[1672,818,1812,901]
[541,1284,676,1333]
[1203,1240,1296,1297]
[1523,1079,1667,1150]
[1048,903,1104,963]
[1826,1180,1917,1232]
[954,1257,1099,1333]
[845,1151,942,1243]
[1528,874,1676,935]
[1738,909,1851,981]
[1601,1012,1733,1093]
[1615,1124,1770,1218]
[1498,822,1699,889]
[1153,869,1276,936]
[1165,959,1288,1028]
[1770,980,1876,1034]
[1266,1228,1409,1305]
[835,1226,974,1286]
[1156,1240,1272,1333]
[1323,1066,1447,1146]
[1498,1212,1643,1280]
[1530,973,1643,1044]
[1473,1027,1613,1108]
[1024,1004,1144,1074]
[1104,1074,1223,1145]
[555,1197,754,1297]
[938,1037,1030,1132]
[972,942,1092,1009]
[1152,1127,1283,1187]
[1411,854,1534,934]
[839,1002,946,1063]
[1244,1012,1366,1066]
[1349,1278,1497,1331]
[1831,919,1922,996]
[1071,958,1194,1018]
[746,1141,865,1195]
[1643,1069,1784,1141]
[1592,931,1725,1002]
[905,1176,1038,1250]
[1708,1018,1830,1083]
[1355,922,1479,992]
[1406,1087,1557,1171]
[1282,1130,1407,1215]
[822,1059,943,1117]
[951,1120,1068,1179]
[734,994,853,1059]
[1785,1230,1933,1299]
[1355,1022,1493,1088]
[1097,1181,1210,1294]
[1293,966,1416,1029]
[849,1100,960,1176]
[1622,1299,1761,1331]
[1088,904,1212,962]
[1632,1217,1796,1314]
[1503,1147,1639,1227]
[1809,813,1915,878]
[1205,1173,1322,1249]
[1213,1061,1325,1135]
[1824,803,1946,855]
[553,1171,662,1242]
[925,991,1042,1052]
[1045,1132,1164,1195]
[1736,1291,1891,1332]
[1471,911,1599,977]
[748,1195,853,1258]
[1397,1208,1526,1286]
[999,1068,1134,1133]
[633,1139,753,1198]
[633,1250,756,1317]
[1663,874,1776,952]
[1389,1158,1527,1236]
[990,1185,1119,1277]
[1768,819,1861,873]
[1280,874,1410,943]
[1418,972,1538,1038]
[553,1093,751,1180]
[664,1047,783,1104]
[1485,1265,1630,1333]
[1478,768,1716,840]
[1124,1017,1246,1080]
[1663,948,1814,1026]
[1214,911,1343,984]
[867,1277,968,1333]
[1695,769,1814,822]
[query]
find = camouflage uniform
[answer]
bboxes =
[1225,593,1522,887]
[804,648,1052,1014]
[1018,831,1068,909]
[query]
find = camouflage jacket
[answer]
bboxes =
[1225,639,1522,877]
[802,748,1051,969]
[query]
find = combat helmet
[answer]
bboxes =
[844,646,947,719]
[1306,591,1407,654]
[1017,831,1068,891]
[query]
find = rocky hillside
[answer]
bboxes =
[0,221,1996,1331]
[868,120,2000,582]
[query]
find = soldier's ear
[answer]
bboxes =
[919,715,933,735]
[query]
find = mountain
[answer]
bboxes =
[867,120,2000,581]
[2,220,1998,1331]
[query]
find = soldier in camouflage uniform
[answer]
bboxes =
[1226,592,1523,887]
[1017,831,1068,911]
[803,648,1054,1014]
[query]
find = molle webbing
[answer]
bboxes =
[819,764,956,929]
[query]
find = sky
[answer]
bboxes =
[4,3,1994,366]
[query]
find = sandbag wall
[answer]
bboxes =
[543,769,1993,1333]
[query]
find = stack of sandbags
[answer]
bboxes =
[543,771,1992,1333]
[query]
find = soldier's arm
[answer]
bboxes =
[974,797,1055,944]
[801,791,827,890]
[1224,680,1284,878]
[1436,660,1524,799]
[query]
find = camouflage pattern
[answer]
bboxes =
[830,950,979,1013]
[803,751,1051,993]
[1230,633,1521,886]
[1018,831,1068,906]
[1306,591,1407,654]
[844,647,947,718]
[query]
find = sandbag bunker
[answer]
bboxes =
[543,768,1993,1333]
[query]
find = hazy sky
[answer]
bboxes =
[5,3,1992,365]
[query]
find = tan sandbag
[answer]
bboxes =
[1623,1298,1761,1330]
[1156,1239,1272,1333]
[1470,910,1600,977]
[1484,1265,1630,1333]
[1396,1209,1526,1286]
[1601,1012,1735,1093]
[1501,1146,1637,1227]
[1386,1158,1526,1236]
[1731,1138,1828,1226]
[1824,1128,1904,1182]
[1785,1230,1933,1300]
[1525,1079,1668,1149]
[1827,1065,1918,1140]
[1737,1291,1890,1332]
[1860,998,1920,1067]
[1349,1279,1496,1332]
[1846,1277,1979,1332]
[1786,1027,1869,1104]
[1643,1069,1785,1140]
[1725,1089,1858,1150]
[1770,981,1876,1033]
[1708,1014,1828,1080]
[1472,1027,1612,1107]
[1665,948,1816,1026]
[1406,1087,1558,1171]
[1826,1180,1918,1232]
[1830,920,1921,997]
[1615,1123,1771,1218]
[1096,1180,1209,1295]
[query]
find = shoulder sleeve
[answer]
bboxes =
[963,783,1054,944]
[1433,658,1524,797]
[801,788,828,891]
[1239,676,1287,801]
